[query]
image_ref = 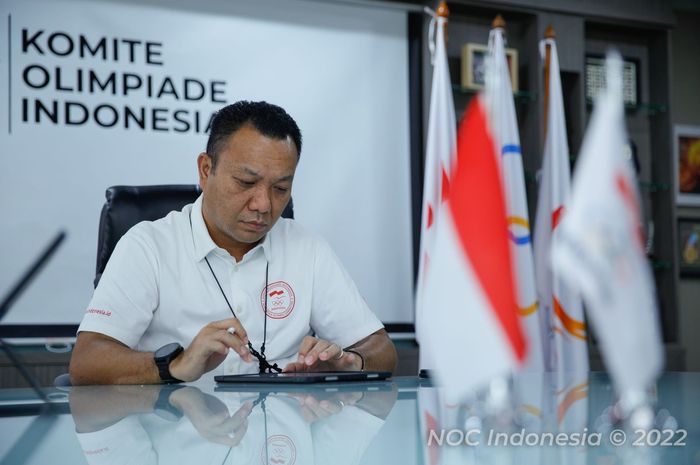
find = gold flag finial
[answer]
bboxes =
[436,1,450,18]
[545,24,556,39]
[492,14,506,29]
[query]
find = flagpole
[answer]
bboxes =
[543,25,555,141]
[416,0,456,372]
[437,1,449,38]
[484,13,520,415]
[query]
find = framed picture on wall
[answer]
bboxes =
[585,55,639,106]
[461,43,518,91]
[678,219,700,276]
[674,125,700,206]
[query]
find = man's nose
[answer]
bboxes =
[248,186,271,214]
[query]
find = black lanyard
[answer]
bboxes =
[221,392,271,465]
[204,257,281,374]
[190,209,280,374]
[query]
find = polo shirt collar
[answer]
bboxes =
[190,194,273,263]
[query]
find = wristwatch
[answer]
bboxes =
[153,384,185,421]
[154,342,184,384]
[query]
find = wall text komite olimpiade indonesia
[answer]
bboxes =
[17,28,228,133]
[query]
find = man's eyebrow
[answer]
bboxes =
[239,167,293,183]
[275,174,294,183]
[240,166,261,177]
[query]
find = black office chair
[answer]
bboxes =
[94,184,294,287]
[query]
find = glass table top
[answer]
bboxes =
[0,372,698,465]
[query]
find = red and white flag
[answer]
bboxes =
[415,11,456,369]
[533,37,589,374]
[486,26,544,372]
[551,51,663,395]
[422,95,526,397]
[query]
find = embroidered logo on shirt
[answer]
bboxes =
[84,447,109,455]
[260,281,295,319]
[262,435,296,465]
[86,308,112,317]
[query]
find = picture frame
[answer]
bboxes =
[585,54,639,106]
[461,43,518,92]
[674,125,700,206]
[678,218,700,276]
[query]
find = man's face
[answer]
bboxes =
[198,124,298,258]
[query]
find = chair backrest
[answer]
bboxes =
[94,185,294,287]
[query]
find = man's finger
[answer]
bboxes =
[319,399,342,415]
[297,336,317,360]
[222,401,253,431]
[209,318,248,344]
[208,418,249,447]
[318,343,342,362]
[215,331,253,363]
[283,362,308,373]
[208,331,251,363]
[304,339,332,366]
[302,395,329,419]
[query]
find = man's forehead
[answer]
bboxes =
[218,125,297,155]
[226,124,296,150]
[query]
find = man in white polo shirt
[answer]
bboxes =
[70,101,397,384]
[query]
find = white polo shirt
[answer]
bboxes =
[78,195,383,374]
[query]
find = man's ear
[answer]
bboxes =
[197,153,212,188]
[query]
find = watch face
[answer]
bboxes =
[155,342,182,360]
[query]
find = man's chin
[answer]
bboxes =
[234,229,268,244]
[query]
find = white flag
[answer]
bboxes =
[416,13,456,369]
[533,38,589,374]
[486,26,544,372]
[551,51,663,395]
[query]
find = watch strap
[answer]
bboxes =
[155,344,184,384]
[153,384,185,421]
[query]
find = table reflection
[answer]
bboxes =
[68,382,398,465]
[0,373,698,465]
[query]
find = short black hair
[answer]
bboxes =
[206,101,302,169]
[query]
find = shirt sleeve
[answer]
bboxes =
[75,416,157,465]
[77,224,159,348]
[309,238,384,349]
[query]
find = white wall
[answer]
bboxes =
[0,0,414,324]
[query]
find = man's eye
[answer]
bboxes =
[274,186,289,193]
[236,179,255,187]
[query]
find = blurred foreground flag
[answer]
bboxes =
[487,18,544,372]
[422,95,527,398]
[533,32,589,373]
[415,3,457,370]
[551,51,663,395]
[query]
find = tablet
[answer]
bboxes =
[214,381,396,394]
[214,371,391,384]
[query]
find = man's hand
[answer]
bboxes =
[282,336,361,372]
[169,386,252,446]
[170,318,253,382]
[286,391,363,423]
